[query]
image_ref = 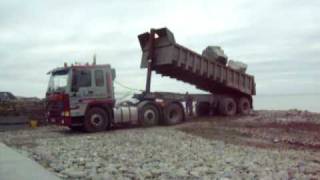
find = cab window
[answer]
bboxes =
[78,70,92,87]
[95,70,104,87]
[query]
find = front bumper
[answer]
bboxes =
[47,111,71,126]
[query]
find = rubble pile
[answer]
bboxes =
[0,100,45,125]
[201,46,248,73]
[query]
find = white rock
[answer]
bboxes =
[63,168,86,178]
[50,163,64,172]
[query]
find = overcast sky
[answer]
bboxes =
[0,0,319,98]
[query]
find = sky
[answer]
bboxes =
[0,0,319,98]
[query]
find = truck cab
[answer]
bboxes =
[46,64,116,132]
[46,62,186,132]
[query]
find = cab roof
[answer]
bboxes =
[47,64,111,74]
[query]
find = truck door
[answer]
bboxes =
[93,69,108,99]
[106,69,114,99]
[75,69,95,98]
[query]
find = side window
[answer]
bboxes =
[95,70,104,87]
[78,70,92,87]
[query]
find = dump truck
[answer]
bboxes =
[46,27,256,132]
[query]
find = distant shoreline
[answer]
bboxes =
[255,93,320,97]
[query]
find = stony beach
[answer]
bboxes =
[1,110,320,179]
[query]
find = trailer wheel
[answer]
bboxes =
[196,102,210,116]
[139,103,160,127]
[238,97,251,115]
[219,97,237,116]
[84,107,109,132]
[163,103,184,125]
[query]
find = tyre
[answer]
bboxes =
[219,97,237,116]
[163,103,184,125]
[139,103,160,127]
[238,97,251,115]
[196,102,210,116]
[84,107,109,132]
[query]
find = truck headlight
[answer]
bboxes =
[61,111,70,117]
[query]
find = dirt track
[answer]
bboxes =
[179,110,320,150]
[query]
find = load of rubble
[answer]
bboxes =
[202,46,248,73]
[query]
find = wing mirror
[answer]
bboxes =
[111,68,116,80]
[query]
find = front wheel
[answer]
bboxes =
[84,107,109,132]
[139,103,160,127]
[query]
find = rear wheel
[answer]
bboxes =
[139,103,160,127]
[163,103,184,125]
[219,97,237,116]
[238,97,251,115]
[196,102,210,116]
[84,107,109,132]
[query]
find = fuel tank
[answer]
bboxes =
[113,106,138,124]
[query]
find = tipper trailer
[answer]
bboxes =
[46,28,256,132]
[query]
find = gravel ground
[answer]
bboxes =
[180,110,320,150]
[1,110,320,179]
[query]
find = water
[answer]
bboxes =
[115,92,320,113]
[253,94,320,113]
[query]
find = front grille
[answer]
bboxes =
[47,101,64,117]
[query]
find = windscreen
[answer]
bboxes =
[47,69,69,93]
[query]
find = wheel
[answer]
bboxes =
[238,97,251,115]
[69,125,84,132]
[195,102,210,116]
[163,103,184,125]
[84,107,109,132]
[139,103,160,127]
[219,97,237,116]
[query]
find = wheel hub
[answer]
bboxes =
[243,102,249,110]
[169,110,177,119]
[144,109,156,122]
[227,103,234,111]
[90,114,103,126]
[168,109,179,123]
